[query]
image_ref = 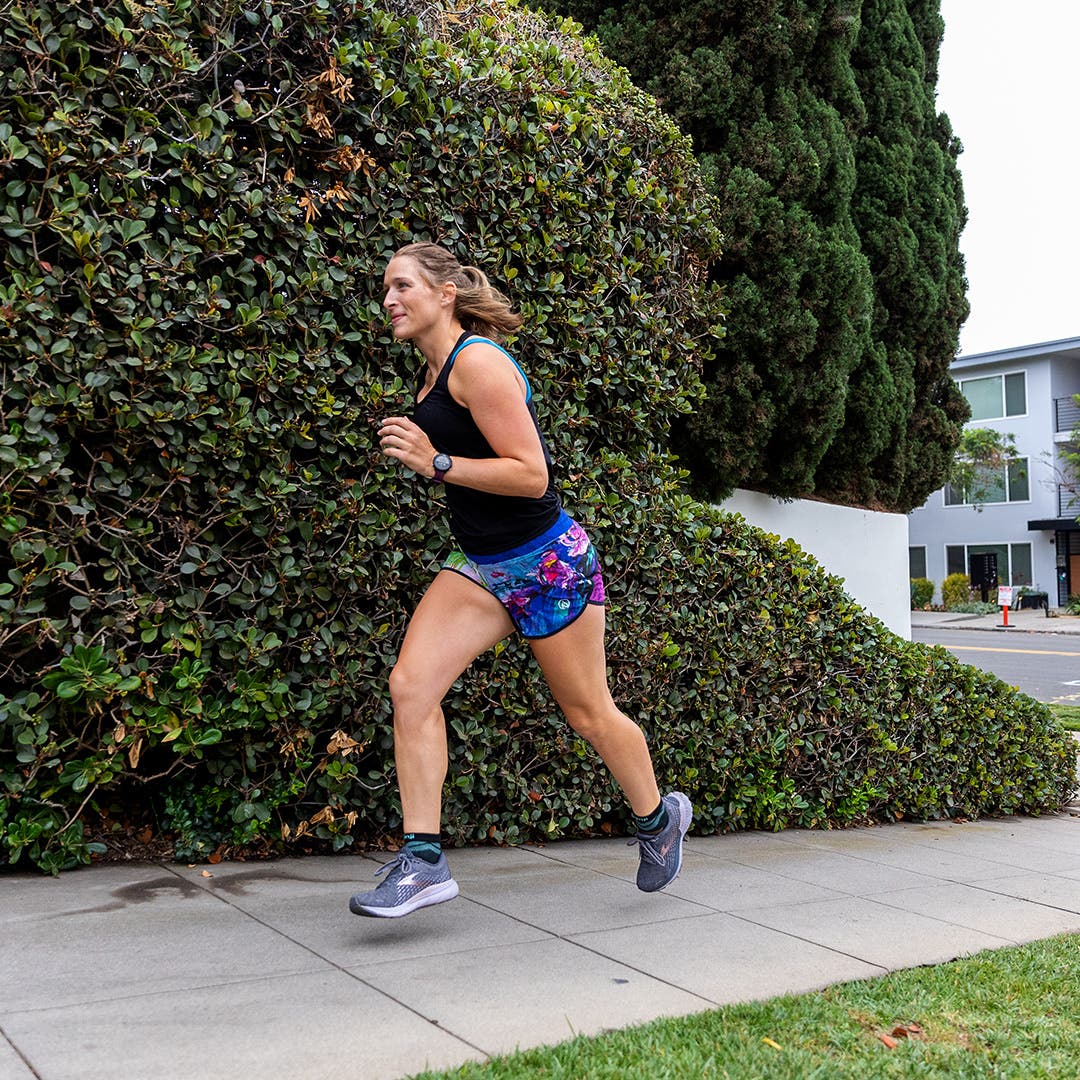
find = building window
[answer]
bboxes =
[959,372,1026,420]
[1010,543,1033,587]
[943,457,1029,506]
[946,545,966,577]
[1007,458,1029,501]
[944,542,1033,587]
[909,547,927,579]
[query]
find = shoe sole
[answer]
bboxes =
[640,792,693,893]
[349,878,459,918]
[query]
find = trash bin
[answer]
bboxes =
[1019,591,1050,615]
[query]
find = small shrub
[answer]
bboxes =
[1066,595,1080,616]
[946,602,1000,616]
[942,573,975,610]
[910,578,934,609]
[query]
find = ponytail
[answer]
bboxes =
[393,242,523,342]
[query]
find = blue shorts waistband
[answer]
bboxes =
[464,511,574,564]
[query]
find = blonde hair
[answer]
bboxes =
[393,242,523,342]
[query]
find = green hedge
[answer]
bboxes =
[1,0,1074,873]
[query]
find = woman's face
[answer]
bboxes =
[382,255,446,340]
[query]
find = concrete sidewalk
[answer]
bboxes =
[4,812,1080,1080]
[911,606,1080,634]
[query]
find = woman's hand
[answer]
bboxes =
[378,416,436,478]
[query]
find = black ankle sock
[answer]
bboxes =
[403,832,442,864]
[634,800,669,835]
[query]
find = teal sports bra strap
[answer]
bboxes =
[446,335,533,402]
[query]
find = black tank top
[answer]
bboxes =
[411,334,562,555]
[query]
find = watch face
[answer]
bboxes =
[433,453,452,472]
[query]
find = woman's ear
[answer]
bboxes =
[441,281,456,307]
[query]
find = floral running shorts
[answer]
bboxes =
[443,512,606,639]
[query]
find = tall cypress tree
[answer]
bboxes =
[548,0,874,499]
[816,0,969,509]
[550,0,968,510]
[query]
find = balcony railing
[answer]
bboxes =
[1058,485,1080,518]
[1054,396,1080,434]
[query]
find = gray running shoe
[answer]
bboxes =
[349,851,459,918]
[629,792,693,892]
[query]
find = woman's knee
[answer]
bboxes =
[388,661,440,723]
[562,700,624,742]
[387,659,410,705]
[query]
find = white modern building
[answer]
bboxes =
[908,336,1080,607]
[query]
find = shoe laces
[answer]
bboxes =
[374,852,417,881]
[627,830,668,866]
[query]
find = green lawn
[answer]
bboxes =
[1047,703,1080,732]
[412,934,1080,1079]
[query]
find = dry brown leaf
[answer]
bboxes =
[893,1022,924,1039]
[878,1034,898,1049]
[327,730,362,756]
[200,870,213,878]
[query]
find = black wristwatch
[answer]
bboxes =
[432,452,453,483]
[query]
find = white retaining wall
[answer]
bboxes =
[719,489,911,639]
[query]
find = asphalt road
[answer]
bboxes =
[911,627,1080,704]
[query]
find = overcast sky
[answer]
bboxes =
[936,0,1080,356]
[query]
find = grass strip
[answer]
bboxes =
[411,934,1080,1079]
[1047,703,1080,732]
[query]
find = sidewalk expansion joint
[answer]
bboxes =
[967,878,1080,917]
[721,908,893,975]
[0,1022,42,1080]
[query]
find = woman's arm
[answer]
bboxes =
[378,342,549,498]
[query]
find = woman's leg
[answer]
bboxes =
[390,570,514,833]
[528,603,661,816]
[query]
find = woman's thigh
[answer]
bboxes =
[527,603,614,718]
[392,570,515,707]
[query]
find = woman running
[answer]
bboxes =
[349,242,691,918]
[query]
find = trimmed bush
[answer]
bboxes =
[910,577,934,610]
[1,0,1075,872]
[942,573,975,611]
